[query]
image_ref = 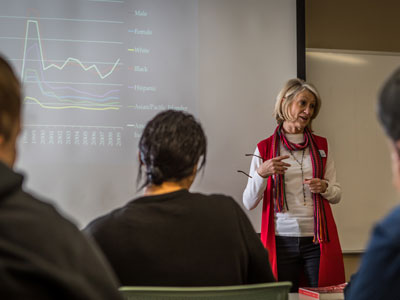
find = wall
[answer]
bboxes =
[306,0,400,52]
[305,0,400,280]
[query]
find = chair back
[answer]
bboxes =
[119,281,292,300]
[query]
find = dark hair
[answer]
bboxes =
[0,56,21,142]
[138,110,207,188]
[378,67,400,142]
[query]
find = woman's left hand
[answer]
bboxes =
[304,178,327,194]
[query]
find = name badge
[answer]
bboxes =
[319,150,326,158]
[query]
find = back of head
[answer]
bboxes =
[0,56,21,143]
[378,68,400,142]
[0,57,124,300]
[138,110,207,187]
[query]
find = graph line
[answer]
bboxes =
[23,80,123,86]
[0,16,123,24]
[24,124,124,129]
[0,36,123,44]
[20,52,121,97]
[25,68,120,105]
[21,20,121,81]
[23,124,124,130]
[24,96,120,110]
[10,58,123,66]
[88,0,125,3]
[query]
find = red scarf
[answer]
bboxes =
[272,124,329,243]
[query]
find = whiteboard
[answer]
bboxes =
[306,49,400,251]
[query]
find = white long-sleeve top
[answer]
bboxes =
[242,133,341,237]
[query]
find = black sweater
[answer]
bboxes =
[84,189,275,286]
[0,162,122,300]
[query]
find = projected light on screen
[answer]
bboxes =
[0,0,298,228]
[0,0,198,163]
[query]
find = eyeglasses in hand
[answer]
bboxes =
[237,153,263,178]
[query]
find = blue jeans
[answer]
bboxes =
[275,236,320,292]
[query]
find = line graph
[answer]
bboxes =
[21,20,121,81]
[0,0,197,156]
[16,18,123,110]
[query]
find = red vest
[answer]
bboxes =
[257,134,345,286]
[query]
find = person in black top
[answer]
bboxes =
[84,109,276,286]
[0,55,122,299]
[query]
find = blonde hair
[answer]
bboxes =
[273,78,321,130]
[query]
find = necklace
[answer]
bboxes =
[288,148,306,206]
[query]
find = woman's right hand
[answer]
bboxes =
[256,155,291,178]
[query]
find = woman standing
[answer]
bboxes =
[243,78,345,291]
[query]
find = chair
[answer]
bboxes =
[119,281,292,300]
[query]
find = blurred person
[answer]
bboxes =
[345,67,400,300]
[0,55,121,300]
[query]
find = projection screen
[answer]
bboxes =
[0,0,298,230]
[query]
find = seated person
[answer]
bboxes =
[0,56,122,299]
[84,110,275,286]
[344,68,400,300]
